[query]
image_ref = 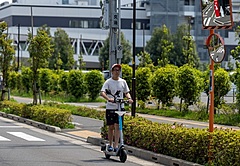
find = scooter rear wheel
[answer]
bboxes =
[119,149,127,163]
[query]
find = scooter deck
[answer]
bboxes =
[104,151,118,156]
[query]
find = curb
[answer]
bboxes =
[87,136,203,166]
[0,111,61,132]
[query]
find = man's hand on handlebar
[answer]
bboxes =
[128,98,133,104]
[108,98,115,103]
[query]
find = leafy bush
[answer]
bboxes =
[67,70,86,99]
[101,115,240,165]
[84,70,104,101]
[59,71,69,92]
[0,101,71,128]
[150,65,177,108]
[121,64,132,91]
[176,65,204,110]
[136,67,152,105]
[39,68,52,94]
[21,67,33,93]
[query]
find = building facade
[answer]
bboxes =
[0,0,239,69]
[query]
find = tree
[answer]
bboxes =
[145,25,174,66]
[84,70,104,101]
[99,32,132,70]
[214,68,231,109]
[121,64,132,91]
[28,27,54,104]
[171,24,199,68]
[230,25,240,62]
[50,28,74,70]
[137,51,153,68]
[136,67,152,108]
[0,21,15,101]
[67,70,86,99]
[21,67,33,93]
[59,70,69,93]
[150,65,177,109]
[38,68,52,95]
[176,65,204,111]
[182,34,199,68]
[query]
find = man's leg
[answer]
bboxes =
[114,123,120,149]
[108,125,114,150]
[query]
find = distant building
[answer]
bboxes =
[0,0,239,69]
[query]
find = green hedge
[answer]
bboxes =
[101,116,240,165]
[0,101,72,128]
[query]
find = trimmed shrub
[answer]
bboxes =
[0,101,71,128]
[84,70,104,101]
[101,115,240,165]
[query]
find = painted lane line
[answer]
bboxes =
[0,136,11,141]
[0,126,23,128]
[7,132,45,141]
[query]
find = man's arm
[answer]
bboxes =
[100,91,114,102]
[125,92,133,104]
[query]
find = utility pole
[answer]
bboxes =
[109,0,119,69]
[101,0,121,70]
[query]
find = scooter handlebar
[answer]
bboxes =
[114,99,129,104]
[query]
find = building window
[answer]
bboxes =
[80,20,88,28]
[184,0,190,5]
[62,0,69,4]
[69,19,100,28]
[131,22,142,29]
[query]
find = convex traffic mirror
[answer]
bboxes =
[206,33,225,63]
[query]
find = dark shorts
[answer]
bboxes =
[106,110,119,126]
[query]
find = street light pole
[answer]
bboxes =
[131,0,136,117]
[17,23,20,72]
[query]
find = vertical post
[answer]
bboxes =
[31,6,33,37]
[131,0,136,117]
[208,29,214,165]
[108,0,117,70]
[17,24,20,72]
[143,23,145,53]
[117,0,122,64]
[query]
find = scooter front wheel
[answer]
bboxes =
[105,153,111,159]
[119,149,127,163]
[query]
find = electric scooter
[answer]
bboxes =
[101,89,128,163]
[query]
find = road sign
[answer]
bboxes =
[201,0,233,29]
[206,33,225,63]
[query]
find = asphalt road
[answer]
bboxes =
[0,117,162,166]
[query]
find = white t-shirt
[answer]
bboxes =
[101,77,130,110]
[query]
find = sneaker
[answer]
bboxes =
[107,145,113,152]
[114,147,119,152]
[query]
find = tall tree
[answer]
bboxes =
[231,26,240,65]
[50,28,74,70]
[99,32,132,70]
[28,27,54,104]
[171,24,188,67]
[145,25,174,66]
[182,32,199,68]
[0,21,15,101]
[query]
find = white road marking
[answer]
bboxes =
[0,136,11,141]
[7,132,45,141]
[0,126,23,128]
